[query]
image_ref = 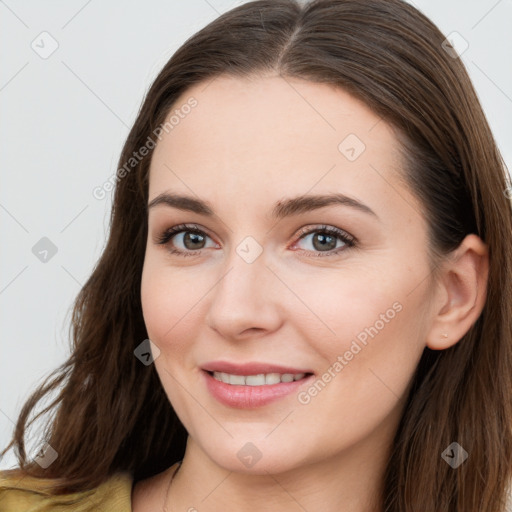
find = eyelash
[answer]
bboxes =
[155,223,356,258]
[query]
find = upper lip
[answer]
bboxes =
[202,361,314,376]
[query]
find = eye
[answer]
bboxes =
[155,223,356,258]
[155,223,217,257]
[291,225,356,257]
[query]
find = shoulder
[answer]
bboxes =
[0,468,133,512]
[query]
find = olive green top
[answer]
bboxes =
[0,470,133,511]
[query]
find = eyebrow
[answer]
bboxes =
[147,192,379,220]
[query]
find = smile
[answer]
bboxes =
[211,371,307,386]
[203,370,314,408]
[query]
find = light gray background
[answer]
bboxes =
[1,0,511,469]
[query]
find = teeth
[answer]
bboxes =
[229,374,245,385]
[265,373,281,385]
[245,374,266,386]
[212,371,306,386]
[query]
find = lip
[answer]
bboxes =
[201,361,314,375]
[202,367,315,409]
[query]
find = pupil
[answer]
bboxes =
[185,232,204,249]
[313,233,336,251]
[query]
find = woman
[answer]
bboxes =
[1,0,511,510]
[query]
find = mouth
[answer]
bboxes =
[205,370,313,386]
[201,367,315,409]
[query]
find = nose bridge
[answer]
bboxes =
[205,234,282,337]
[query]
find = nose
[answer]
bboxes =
[204,243,283,341]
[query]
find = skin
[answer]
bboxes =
[133,74,489,512]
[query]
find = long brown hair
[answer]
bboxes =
[2,1,512,510]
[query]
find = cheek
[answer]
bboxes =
[294,292,426,450]
[140,259,209,354]
[140,260,208,429]
[291,260,428,392]
[140,268,169,341]
[273,261,404,357]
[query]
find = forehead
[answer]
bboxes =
[147,74,420,225]
[151,73,393,164]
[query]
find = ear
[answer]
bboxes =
[425,234,489,350]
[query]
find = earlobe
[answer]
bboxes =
[425,234,489,351]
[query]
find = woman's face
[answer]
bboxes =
[141,74,435,474]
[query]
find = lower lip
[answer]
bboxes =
[202,370,314,409]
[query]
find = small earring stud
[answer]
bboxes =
[442,333,448,338]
